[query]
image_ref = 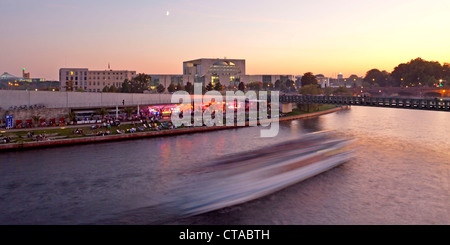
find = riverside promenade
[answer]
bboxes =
[0,106,349,151]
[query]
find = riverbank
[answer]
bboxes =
[0,106,349,151]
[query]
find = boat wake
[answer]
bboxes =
[95,131,356,224]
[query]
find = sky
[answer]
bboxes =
[1,0,450,80]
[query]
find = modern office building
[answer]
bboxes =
[59,68,136,92]
[149,74,183,88]
[183,58,249,86]
[248,75,295,84]
[315,74,330,88]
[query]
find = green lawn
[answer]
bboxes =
[285,104,337,117]
[0,122,178,144]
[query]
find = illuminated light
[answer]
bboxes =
[35,89,38,91]
[0,131,5,133]
[60,127,66,129]
[379,90,382,93]
[52,89,55,91]
[70,71,73,76]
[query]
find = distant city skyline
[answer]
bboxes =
[1,0,449,80]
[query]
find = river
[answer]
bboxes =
[0,106,449,225]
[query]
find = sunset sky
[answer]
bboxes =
[1,0,449,80]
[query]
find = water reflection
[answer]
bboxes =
[1,106,450,224]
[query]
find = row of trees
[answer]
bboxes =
[364,58,450,87]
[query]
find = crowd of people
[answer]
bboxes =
[1,109,179,144]
[2,136,12,144]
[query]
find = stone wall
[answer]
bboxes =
[0,90,174,110]
[0,108,71,125]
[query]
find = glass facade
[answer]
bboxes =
[207,61,241,76]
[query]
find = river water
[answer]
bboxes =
[0,106,449,225]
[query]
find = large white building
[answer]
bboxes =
[59,68,136,92]
[182,58,295,87]
[183,58,249,86]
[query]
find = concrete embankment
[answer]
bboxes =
[0,106,349,151]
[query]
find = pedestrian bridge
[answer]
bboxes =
[280,95,450,111]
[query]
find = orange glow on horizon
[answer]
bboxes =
[1,0,449,80]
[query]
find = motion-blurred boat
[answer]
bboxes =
[165,131,355,217]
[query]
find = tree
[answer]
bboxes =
[64,80,74,91]
[109,85,118,93]
[102,86,110,92]
[123,107,135,120]
[185,82,194,94]
[156,84,165,93]
[391,58,443,87]
[206,82,214,91]
[280,84,288,93]
[298,84,322,113]
[247,81,262,91]
[364,69,390,87]
[96,108,108,121]
[348,74,359,81]
[334,86,351,96]
[274,80,283,89]
[121,79,132,93]
[176,83,185,91]
[32,115,41,127]
[285,79,296,92]
[120,73,151,93]
[214,82,224,91]
[323,87,334,96]
[238,82,246,91]
[167,83,177,93]
[348,74,360,87]
[301,72,318,87]
[67,111,76,124]
[263,82,273,90]
[299,84,322,95]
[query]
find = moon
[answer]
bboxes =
[166,11,170,16]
